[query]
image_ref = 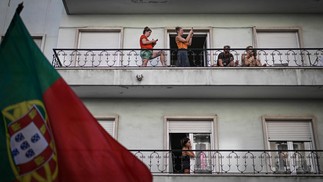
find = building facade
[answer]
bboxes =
[1,0,323,181]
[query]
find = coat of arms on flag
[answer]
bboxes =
[8,105,54,175]
[3,103,58,181]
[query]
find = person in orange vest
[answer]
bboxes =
[175,27,193,67]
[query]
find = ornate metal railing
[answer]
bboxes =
[129,150,323,175]
[52,48,323,67]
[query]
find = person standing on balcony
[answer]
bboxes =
[241,46,264,67]
[181,137,195,174]
[175,27,194,67]
[139,26,166,67]
[217,45,238,67]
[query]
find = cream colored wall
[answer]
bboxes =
[57,14,323,48]
[83,99,323,150]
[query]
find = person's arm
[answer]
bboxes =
[188,36,192,46]
[186,146,195,157]
[245,57,253,66]
[176,29,193,44]
[152,39,158,47]
[244,53,253,66]
[256,58,262,66]
[176,35,188,43]
[230,54,234,62]
[182,146,195,157]
[241,54,246,66]
[218,59,224,66]
[217,53,224,67]
[141,38,157,45]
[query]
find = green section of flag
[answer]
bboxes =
[0,12,60,181]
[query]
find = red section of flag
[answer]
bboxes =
[43,78,152,182]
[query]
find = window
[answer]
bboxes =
[96,116,119,139]
[167,28,211,67]
[164,116,217,173]
[263,116,317,174]
[32,36,44,50]
[76,29,122,66]
[1,35,44,51]
[255,28,303,66]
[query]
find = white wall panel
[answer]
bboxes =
[78,31,120,49]
[213,28,253,48]
[257,32,299,48]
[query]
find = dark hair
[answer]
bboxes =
[175,26,182,33]
[181,137,190,148]
[246,46,253,50]
[224,45,230,50]
[246,45,257,56]
[143,26,151,34]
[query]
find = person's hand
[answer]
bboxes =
[189,28,194,35]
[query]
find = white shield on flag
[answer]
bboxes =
[7,105,54,175]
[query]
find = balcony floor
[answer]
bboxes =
[57,67,323,99]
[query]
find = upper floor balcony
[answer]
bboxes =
[52,48,323,67]
[52,48,323,99]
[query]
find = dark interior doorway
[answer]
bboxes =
[169,34,207,67]
[169,133,188,173]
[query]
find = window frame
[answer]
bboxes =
[1,34,45,51]
[96,115,119,139]
[253,27,304,48]
[163,115,218,173]
[164,115,218,150]
[262,115,319,174]
[32,35,46,51]
[165,27,213,66]
[262,115,318,150]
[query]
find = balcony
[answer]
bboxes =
[130,150,323,176]
[52,48,323,99]
[52,48,323,67]
[130,149,323,175]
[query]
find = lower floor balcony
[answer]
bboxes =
[130,150,323,175]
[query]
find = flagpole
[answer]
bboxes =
[16,2,24,15]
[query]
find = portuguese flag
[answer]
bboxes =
[0,4,152,182]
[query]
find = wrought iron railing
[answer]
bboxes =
[52,48,323,67]
[129,150,323,175]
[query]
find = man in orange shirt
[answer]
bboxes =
[139,27,166,67]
